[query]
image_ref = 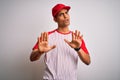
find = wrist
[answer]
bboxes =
[38,49,44,54]
[74,47,81,52]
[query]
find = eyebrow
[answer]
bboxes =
[58,10,69,15]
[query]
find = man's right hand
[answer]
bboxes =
[38,32,56,54]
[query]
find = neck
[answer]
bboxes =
[57,26,70,33]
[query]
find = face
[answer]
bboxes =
[54,9,70,27]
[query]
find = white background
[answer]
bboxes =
[0,0,120,80]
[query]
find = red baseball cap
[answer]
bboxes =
[52,4,71,17]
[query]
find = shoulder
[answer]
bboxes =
[48,29,57,35]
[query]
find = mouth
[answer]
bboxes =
[64,19,69,23]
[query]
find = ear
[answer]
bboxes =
[53,17,57,23]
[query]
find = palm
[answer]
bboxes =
[39,41,53,53]
[38,32,56,53]
[69,39,81,48]
[64,30,82,48]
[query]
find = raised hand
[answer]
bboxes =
[64,30,83,48]
[38,32,56,53]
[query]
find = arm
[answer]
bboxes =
[77,49,90,65]
[30,49,43,61]
[64,30,91,65]
[30,32,56,62]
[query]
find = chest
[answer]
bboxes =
[48,32,72,47]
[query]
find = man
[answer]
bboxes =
[30,3,91,80]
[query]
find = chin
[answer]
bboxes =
[59,22,70,27]
[65,23,70,26]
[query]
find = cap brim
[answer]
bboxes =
[54,6,71,17]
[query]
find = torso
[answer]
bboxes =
[43,29,78,80]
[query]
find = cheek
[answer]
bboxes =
[58,17,64,22]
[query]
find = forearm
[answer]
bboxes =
[77,49,91,65]
[30,49,43,61]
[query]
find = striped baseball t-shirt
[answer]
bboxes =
[33,29,89,80]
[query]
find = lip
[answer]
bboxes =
[64,19,69,22]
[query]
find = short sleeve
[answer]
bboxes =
[81,39,89,54]
[32,41,38,50]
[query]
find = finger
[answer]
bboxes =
[78,31,80,39]
[44,32,47,41]
[64,39,70,45]
[41,33,44,41]
[75,30,77,39]
[46,45,56,52]
[50,45,56,49]
[80,35,83,40]
[72,31,75,40]
[76,30,79,39]
[38,37,40,44]
[37,37,39,43]
[43,32,46,41]
[46,32,48,41]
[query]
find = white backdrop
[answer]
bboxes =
[0,0,120,80]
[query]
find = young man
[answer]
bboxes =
[30,4,91,80]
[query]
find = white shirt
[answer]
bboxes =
[43,29,78,80]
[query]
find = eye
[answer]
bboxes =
[59,13,63,16]
[65,11,69,14]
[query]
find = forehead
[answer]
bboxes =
[55,9,68,18]
[58,9,68,14]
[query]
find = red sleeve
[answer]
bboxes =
[81,39,89,54]
[32,41,38,50]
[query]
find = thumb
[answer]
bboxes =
[50,45,56,49]
[64,39,70,45]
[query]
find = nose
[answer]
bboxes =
[63,13,67,18]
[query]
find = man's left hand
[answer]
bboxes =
[64,30,83,48]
